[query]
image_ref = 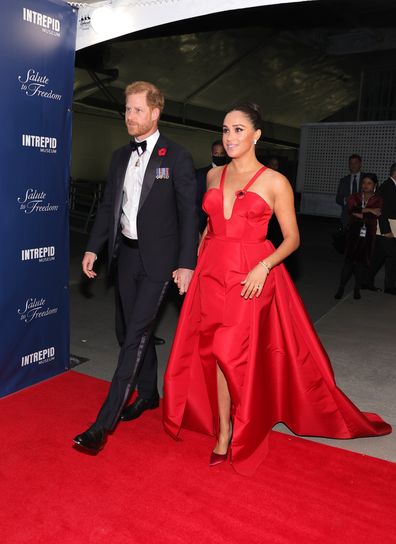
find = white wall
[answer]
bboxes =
[297,121,396,217]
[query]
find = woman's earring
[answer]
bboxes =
[253,139,257,145]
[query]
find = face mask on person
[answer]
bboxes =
[212,155,228,166]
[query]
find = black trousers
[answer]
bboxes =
[370,236,396,289]
[338,258,366,290]
[94,239,169,431]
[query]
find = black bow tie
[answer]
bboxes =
[130,140,147,154]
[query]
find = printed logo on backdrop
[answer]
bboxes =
[18,297,58,324]
[78,11,91,31]
[22,8,61,38]
[17,189,59,214]
[21,246,56,263]
[18,69,62,101]
[22,134,57,154]
[21,347,56,367]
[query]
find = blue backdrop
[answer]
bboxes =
[0,0,77,397]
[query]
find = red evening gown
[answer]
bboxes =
[163,165,391,476]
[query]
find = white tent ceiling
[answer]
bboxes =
[68,0,396,134]
[69,0,312,50]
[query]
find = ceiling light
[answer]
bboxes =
[90,4,114,34]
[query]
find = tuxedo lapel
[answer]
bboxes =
[113,145,132,239]
[138,136,167,213]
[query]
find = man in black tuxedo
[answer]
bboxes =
[367,162,396,295]
[336,154,364,227]
[74,81,198,453]
[195,140,227,233]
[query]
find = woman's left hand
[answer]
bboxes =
[240,264,269,299]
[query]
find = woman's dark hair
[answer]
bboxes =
[361,173,378,186]
[227,102,262,130]
[389,162,396,177]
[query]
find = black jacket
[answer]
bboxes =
[377,177,396,234]
[336,173,365,226]
[86,134,198,281]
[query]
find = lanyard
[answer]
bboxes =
[361,194,373,209]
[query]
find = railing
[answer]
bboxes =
[69,178,105,233]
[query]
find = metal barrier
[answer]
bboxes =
[69,178,105,233]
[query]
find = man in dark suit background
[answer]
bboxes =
[195,139,227,233]
[367,162,396,295]
[336,154,364,227]
[74,81,198,453]
[267,156,280,171]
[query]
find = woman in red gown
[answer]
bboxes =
[163,103,391,476]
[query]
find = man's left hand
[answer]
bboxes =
[172,268,194,295]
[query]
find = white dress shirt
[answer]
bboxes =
[121,130,160,240]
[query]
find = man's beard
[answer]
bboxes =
[127,121,154,138]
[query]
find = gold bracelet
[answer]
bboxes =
[259,260,271,274]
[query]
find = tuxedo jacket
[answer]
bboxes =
[377,177,396,234]
[86,134,198,281]
[195,164,211,233]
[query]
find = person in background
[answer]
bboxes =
[267,156,280,171]
[334,174,382,300]
[336,154,364,228]
[196,140,227,233]
[366,162,396,295]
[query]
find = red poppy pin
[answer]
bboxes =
[158,147,167,157]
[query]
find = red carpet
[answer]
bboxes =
[1,371,395,544]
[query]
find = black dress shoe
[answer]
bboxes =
[73,426,106,453]
[334,287,344,299]
[361,284,381,291]
[154,336,165,345]
[384,287,396,295]
[120,396,160,421]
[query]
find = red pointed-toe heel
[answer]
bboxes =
[209,423,233,467]
[209,450,228,466]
